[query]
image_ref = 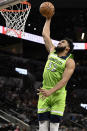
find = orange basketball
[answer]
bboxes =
[40,2,55,18]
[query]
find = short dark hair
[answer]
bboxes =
[64,37,74,53]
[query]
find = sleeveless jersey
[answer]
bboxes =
[42,50,73,92]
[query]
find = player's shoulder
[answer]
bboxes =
[66,58,75,67]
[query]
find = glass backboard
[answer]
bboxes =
[0,0,26,9]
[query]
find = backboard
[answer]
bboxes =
[0,0,26,9]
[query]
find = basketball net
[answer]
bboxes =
[0,1,31,38]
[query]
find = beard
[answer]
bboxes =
[55,46,66,54]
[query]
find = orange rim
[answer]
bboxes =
[0,1,31,12]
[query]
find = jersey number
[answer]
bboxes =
[46,62,57,72]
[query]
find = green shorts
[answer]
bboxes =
[38,90,67,116]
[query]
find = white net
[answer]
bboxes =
[0,1,31,37]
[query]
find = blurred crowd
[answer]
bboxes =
[0,76,39,125]
[0,124,27,131]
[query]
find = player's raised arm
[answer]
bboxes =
[42,18,55,53]
[39,2,55,53]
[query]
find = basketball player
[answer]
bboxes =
[37,17,75,131]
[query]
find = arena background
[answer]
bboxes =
[0,0,87,131]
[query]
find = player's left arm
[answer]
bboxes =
[54,58,75,91]
[38,58,75,97]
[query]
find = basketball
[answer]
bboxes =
[40,2,55,18]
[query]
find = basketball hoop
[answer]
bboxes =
[0,1,31,38]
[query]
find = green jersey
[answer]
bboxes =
[42,50,73,91]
